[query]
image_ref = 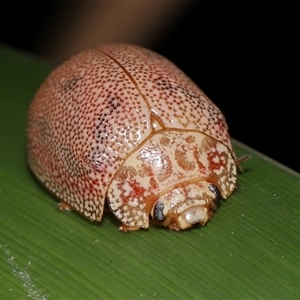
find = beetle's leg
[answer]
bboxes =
[58,201,74,211]
[119,224,140,232]
[167,223,181,231]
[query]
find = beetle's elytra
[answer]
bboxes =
[27,44,240,231]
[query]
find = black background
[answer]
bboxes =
[1,1,298,172]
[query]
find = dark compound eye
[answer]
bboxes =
[153,201,165,221]
[208,184,221,205]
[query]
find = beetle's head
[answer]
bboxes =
[150,182,221,231]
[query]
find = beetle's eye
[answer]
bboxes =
[208,184,221,205]
[153,201,165,221]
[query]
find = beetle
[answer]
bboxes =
[27,44,241,231]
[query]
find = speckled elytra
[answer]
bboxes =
[27,44,241,231]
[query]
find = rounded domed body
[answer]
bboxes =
[27,44,238,231]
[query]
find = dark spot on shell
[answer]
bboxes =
[62,77,81,93]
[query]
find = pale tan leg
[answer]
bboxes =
[58,201,74,211]
[167,223,181,231]
[119,224,140,232]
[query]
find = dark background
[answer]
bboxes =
[1,1,298,173]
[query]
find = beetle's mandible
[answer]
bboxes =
[27,44,241,231]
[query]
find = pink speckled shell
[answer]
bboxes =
[27,44,235,222]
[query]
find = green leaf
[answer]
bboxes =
[1,46,299,299]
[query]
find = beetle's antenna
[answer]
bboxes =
[236,155,250,172]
